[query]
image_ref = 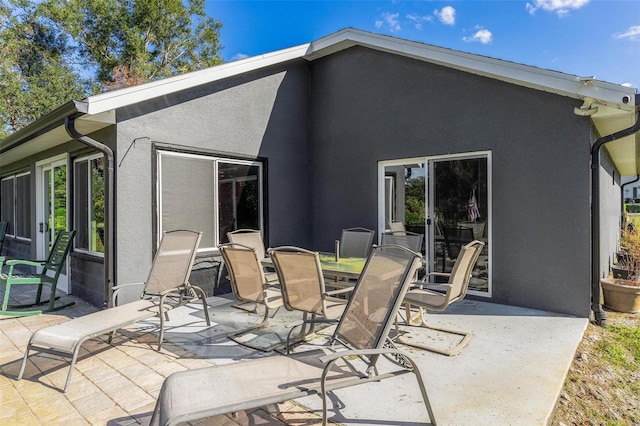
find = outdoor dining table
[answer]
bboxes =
[261,252,366,283]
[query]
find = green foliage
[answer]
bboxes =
[39,0,223,89]
[0,0,86,136]
[599,324,640,370]
[1,0,223,136]
[405,175,425,226]
[625,203,640,214]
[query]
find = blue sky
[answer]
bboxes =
[207,0,640,88]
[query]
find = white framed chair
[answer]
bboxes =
[396,239,485,356]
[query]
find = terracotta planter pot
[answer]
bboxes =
[601,278,640,313]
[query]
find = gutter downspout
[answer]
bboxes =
[65,117,115,307]
[591,111,640,326]
[621,175,640,226]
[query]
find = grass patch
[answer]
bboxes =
[600,324,640,369]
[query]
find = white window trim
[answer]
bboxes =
[156,150,264,253]
[1,171,32,241]
[73,153,105,257]
[378,150,492,298]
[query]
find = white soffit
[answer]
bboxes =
[595,110,640,176]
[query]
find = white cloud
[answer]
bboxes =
[230,53,249,62]
[526,0,590,17]
[375,12,401,32]
[622,83,633,88]
[407,13,433,31]
[613,25,640,41]
[434,6,456,25]
[463,29,493,44]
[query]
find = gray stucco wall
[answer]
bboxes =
[114,61,311,288]
[307,47,593,317]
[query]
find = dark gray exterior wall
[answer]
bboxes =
[113,61,311,287]
[307,46,593,317]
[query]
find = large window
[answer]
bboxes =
[74,155,105,254]
[0,172,31,239]
[157,150,264,251]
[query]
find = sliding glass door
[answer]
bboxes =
[380,152,490,295]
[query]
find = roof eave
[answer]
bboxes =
[0,100,82,154]
[304,28,637,111]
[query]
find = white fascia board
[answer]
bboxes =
[82,43,311,116]
[306,29,637,110]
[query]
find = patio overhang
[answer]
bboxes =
[0,102,115,168]
[591,101,640,177]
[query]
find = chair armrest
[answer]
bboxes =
[319,347,410,363]
[325,287,353,296]
[412,272,452,289]
[425,272,451,278]
[6,259,45,268]
[111,282,145,306]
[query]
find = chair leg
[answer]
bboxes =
[63,349,82,392]
[231,301,258,313]
[191,285,211,326]
[396,303,473,357]
[158,295,168,351]
[17,341,31,381]
[1,282,12,312]
[228,306,286,352]
[35,282,44,305]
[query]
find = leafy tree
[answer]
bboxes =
[0,0,224,137]
[0,0,86,137]
[40,0,224,89]
[405,175,425,226]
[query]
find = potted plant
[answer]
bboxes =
[601,227,640,313]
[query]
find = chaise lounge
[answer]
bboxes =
[17,230,210,392]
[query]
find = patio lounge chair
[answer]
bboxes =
[219,243,284,351]
[269,246,352,345]
[0,230,76,317]
[150,244,436,426]
[339,227,375,258]
[396,240,485,356]
[17,230,210,392]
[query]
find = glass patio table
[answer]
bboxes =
[261,253,366,282]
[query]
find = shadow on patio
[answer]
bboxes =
[0,285,587,425]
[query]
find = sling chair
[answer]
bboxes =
[396,240,485,356]
[0,230,76,317]
[17,230,210,392]
[150,244,437,426]
[218,243,284,351]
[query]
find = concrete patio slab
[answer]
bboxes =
[0,290,587,426]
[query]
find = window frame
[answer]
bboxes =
[155,147,266,253]
[378,151,492,297]
[0,171,32,240]
[73,153,105,257]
